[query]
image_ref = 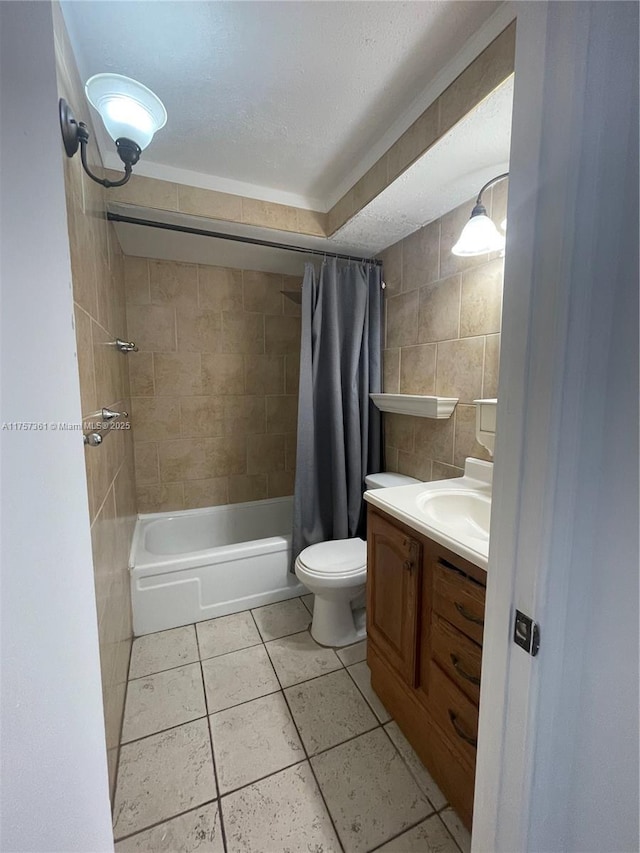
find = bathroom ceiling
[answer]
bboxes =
[110,74,513,271]
[60,0,501,209]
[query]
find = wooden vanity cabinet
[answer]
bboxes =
[366,505,487,830]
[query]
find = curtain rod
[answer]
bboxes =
[106,212,382,266]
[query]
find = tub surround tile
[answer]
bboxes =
[265,630,342,688]
[264,315,301,355]
[113,719,216,839]
[383,348,401,394]
[129,626,199,679]
[180,396,225,438]
[453,404,492,468]
[128,352,155,397]
[153,352,202,396]
[121,663,206,743]
[440,807,472,853]
[267,469,296,498]
[347,661,392,723]
[210,692,303,793]
[228,473,268,504]
[196,611,262,661]
[311,728,432,853]
[124,256,151,305]
[198,266,243,313]
[384,721,447,810]
[243,271,285,315]
[376,815,459,853]
[336,640,367,667]
[265,395,298,435]
[285,670,378,756]
[114,803,224,853]
[247,433,285,475]
[221,761,340,853]
[126,304,177,353]
[252,598,311,641]
[149,260,198,307]
[177,306,223,353]
[201,645,280,713]
[244,354,285,396]
[183,478,229,510]
[201,353,245,396]
[221,311,264,354]
[130,397,181,442]
[136,482,184,514]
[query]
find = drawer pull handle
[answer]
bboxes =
[448,710,478,748]
[455,602,484,626]
[450,655,481,686]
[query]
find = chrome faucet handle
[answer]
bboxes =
[115,338,138,353]
[101,408,129,420]
[83,432,103,447]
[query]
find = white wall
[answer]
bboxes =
[0,2,114,850]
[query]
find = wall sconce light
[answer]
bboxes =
[451,172,509,256]
[59,73,167,188]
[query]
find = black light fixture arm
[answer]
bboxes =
[475,172,509,205]
[59,98,141,189]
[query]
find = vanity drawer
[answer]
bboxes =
[430,662,479,767]
[431,615,482,705]
[432,561,485,645]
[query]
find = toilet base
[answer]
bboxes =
[310,596,366,647]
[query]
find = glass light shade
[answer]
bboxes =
[85,74,167,150]
[500,218,507,231]
[451,213,506,256]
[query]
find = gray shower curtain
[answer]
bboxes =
[292,258,383,565]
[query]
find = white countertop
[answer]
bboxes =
[364,458,492,571]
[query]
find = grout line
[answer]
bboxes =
[120,712,209,748]
[256,611,346,853]
[111,638,134,820]
[113,797,219,845]
[217,757,308,801]
[366,811,441,853]
[195,623,229,853]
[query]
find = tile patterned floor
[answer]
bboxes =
[113,596,472,853]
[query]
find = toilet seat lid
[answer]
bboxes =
[297,538,366,575]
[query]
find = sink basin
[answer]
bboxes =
[416,489,491,542]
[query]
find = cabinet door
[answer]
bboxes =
[367,511,421,686]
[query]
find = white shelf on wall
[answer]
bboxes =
[369,394,458,419]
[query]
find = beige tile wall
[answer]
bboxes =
[126,259,301,513]
[53,3,136,799]
[380,181,507,480]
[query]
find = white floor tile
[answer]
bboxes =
[347,660,392,723]
[114,803,224,852]
[251,598,311,641]
[337,639,367,666]
[196,611,261,661]
[311,728,432,853]
[221,761,340,853]
[285,670,378,756]
[385,721,447,810]
[210,692,303,793]
[201,645,280,713]
[113,719,216,839]
[376,814,459,853]
[121,663,206,743]
[129,625,199,679]
[440,807,471,853]
[265,630,342,688]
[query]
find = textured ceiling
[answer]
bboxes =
[110,74,513,270]
[61,0,501,206]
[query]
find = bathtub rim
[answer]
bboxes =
[129,494,294,575]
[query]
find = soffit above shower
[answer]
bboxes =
[59,0,503,211]
[108,74,513,271]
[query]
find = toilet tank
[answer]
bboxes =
[364,472,421,489]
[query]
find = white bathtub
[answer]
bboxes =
[129,496,306,636]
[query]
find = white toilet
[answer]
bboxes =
[295,472,421,647]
